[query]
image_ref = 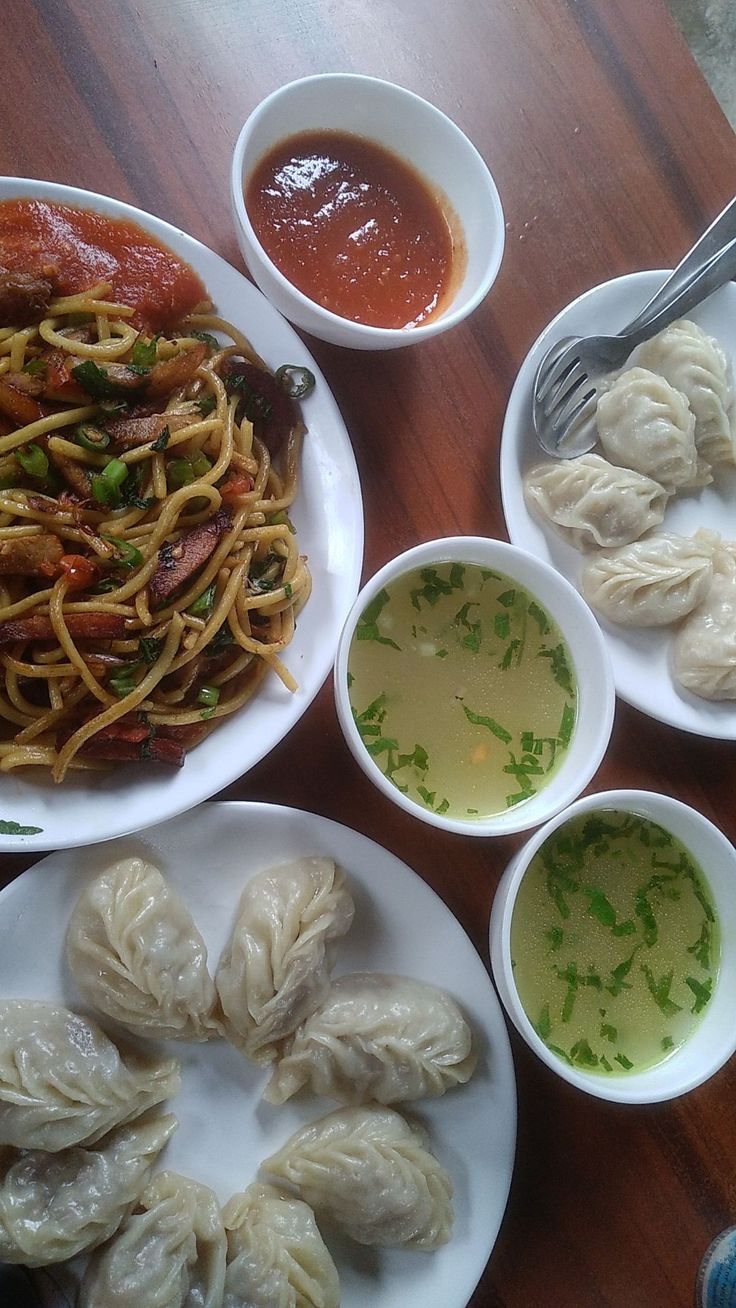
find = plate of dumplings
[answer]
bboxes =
[501,270,736,738]
[0,800,516,1308]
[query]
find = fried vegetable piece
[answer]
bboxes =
[0,269,54,325]
[148,509,231,606]
[145,343,207,398]
[0,534,63,576]
[0,613,126,646]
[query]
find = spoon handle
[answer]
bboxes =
[623,235,736,349]
[624,195,736,335]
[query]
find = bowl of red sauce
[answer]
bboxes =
[230,74,505,349]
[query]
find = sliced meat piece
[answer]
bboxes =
[0,377,45,426]
[0,533,63,576]
[145,343,207,398]
[44,442,91,499]
[221,358,298,454]
[148,508,231,607]
[104,411,194,452]
[77,734,185,766]
[0,612,126,646]
[157,721,209,748]
[0,269,55,325]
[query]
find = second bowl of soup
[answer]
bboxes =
[334,537,615,835]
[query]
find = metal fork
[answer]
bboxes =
[533,195,736,456]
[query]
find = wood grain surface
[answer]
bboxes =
[3,0,736,1303]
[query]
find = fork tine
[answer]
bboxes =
[542,362,588,419]
[535,341,582,403]
[551,384,597,434]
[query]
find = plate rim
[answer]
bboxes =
[0,798,518,1307]
[500,267,736,740]
[0,179,365,849]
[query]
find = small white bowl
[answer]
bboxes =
[230,74,505,349]
[333,536,615,836]
[490,789,736,1102]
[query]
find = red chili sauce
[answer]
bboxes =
[246,130,456,329]
[0,200,207,332]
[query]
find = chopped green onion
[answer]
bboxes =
[187,583,216,617]
[75,423,110,451]
[110,667,140,697]
[15,443,49,479]
[102,535,143,569]
[167,458,195,489]
[275,364,316,399]
[267,510,296,532]
[197,684,220,708]
[91,458,128,507]
[190,451,211,477]
[131,334,160,368]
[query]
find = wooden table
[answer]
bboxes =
[4,1,736,1303]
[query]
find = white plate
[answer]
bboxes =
[501,270,736,739]
[0,801,516,1307]
[0,179,364,850]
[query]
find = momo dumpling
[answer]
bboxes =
[0,1112,176,1267]
[216,858,354,1064]
[265,972,477,1106]
[66,857,222,1042]
[632,319,735,465]
[80,1170,226,1308]
[262,1105,453,1250]
[580,530,718,628]
[0,1000,180,1152]
[674,542,736,699]
[222,1183,339,1308]
[523,453,669,551]
[595,367,706,491]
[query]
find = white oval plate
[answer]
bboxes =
[0,179,364,850]
[501,270,736,739]
[0,801,517,1307]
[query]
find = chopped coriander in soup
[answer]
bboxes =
[347,562,577,818]
[511,811,720,1073]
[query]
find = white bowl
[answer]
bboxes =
[230,74,505,349]
[333,536,615,836]
[489,789,736,1102]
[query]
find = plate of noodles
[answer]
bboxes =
[0,179,363,849]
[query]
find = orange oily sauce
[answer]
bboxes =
[246,130,457,329]
[0,199,207,331]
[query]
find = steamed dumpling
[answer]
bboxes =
[674,542,736,699]
[265,972,477,1106]
[216,858,354,1064]
[0,1112,177,1267]
[66,857,222,1042]
[523,453,669,551]
[0,1000,180,1152]
[595,367,707,491]
[580,530,718,627]
[632,319,735,465]
[80,1171,226,1308]
[222,1183,340,1308]
[262,1105,453,1250]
